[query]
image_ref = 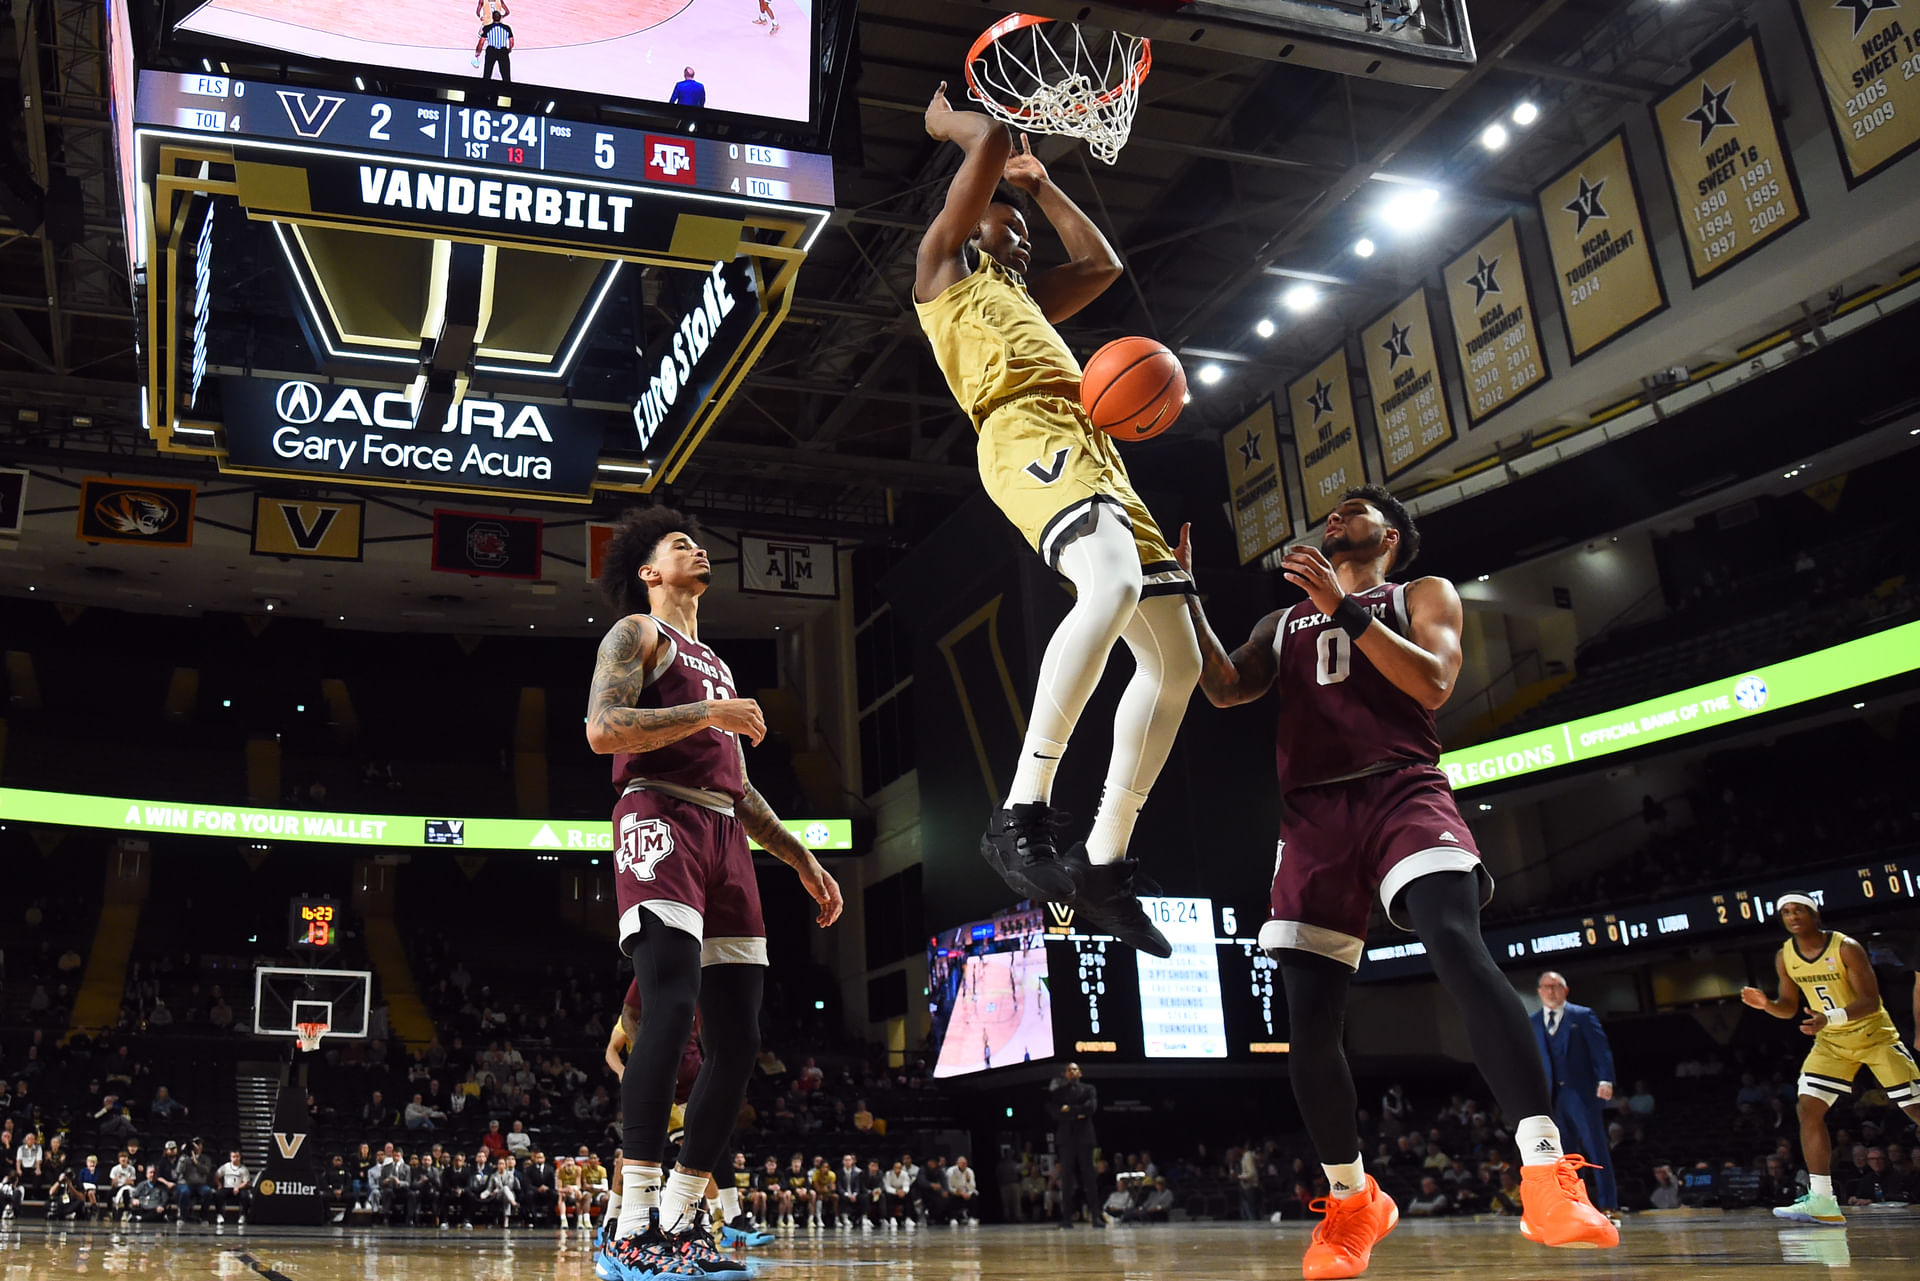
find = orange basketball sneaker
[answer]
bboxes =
[1301,1176,1399,1279]
[1519,1155,1619,1249]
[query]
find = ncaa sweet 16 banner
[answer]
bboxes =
[1443,218,1549,427]
[1792,0,1920,186]
[1287,348,1366,526]
[1359,287,1454,480]
[1535,130,1668,361]
[1651,31,1808,285]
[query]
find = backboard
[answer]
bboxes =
[253,966,373,1042]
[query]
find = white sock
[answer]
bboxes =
[1084,783,1148,865]
[717,1186,743,1221]
[617,1167,660,1238]
[1809,1173,1832,1198]
[1516,1115,1563,1166]
[1006,737,1068,807]
[660,1170,709,1234]
[1324,1156,1366,1200]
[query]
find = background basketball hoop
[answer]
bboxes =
[965,13,1151,165]
[295,1020,328,1053]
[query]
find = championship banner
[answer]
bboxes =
[76,476,196,547]
[740,534,839,598]
[431,510,542,579]
[1791,0,1920,187]
[587,521,618,583]
[1535,130,1668,362]
[250,497,364,562]
[1651,31,1808,285]
[1360,288,1455,479]
[1443,219,1550,427]
[0,467,25,535]
[1222,400,1291,565]
[1287,348,1366,526]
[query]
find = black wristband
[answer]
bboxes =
[1331,596,1373,640]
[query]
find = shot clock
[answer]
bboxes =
[289,896,341,952]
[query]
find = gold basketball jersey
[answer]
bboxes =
[914,254,1082,428]
[1782,931,1900,1050]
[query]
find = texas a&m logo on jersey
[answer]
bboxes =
[646,136,697,186]
[618,813,675,880]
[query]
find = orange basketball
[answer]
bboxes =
[1081,337,1187,441]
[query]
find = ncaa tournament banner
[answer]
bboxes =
[1288,347,1367,526]
[739,534,839,599]
[0,466,25,535]
[432,510,543,579]
[250,497,364,562]
[1444,218,1549,427]
[1222,399,1291,566]
[1791,0,1920,187]
[1359,287,1455,480]
[76,476,196,548]
[1651,31,1808,285]
[1535,130,1668,362]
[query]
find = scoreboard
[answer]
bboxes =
[289,895,341,951]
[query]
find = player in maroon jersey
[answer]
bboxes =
[587,506,842,1272]
[1180,486,1615,1278]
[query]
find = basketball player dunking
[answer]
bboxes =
[915,85,1200,957]
[1741,893,1920,1226]
[1180,488,1615,1277]
[587,506,842,1280]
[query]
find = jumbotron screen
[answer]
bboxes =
[927,909,1054,1079]
[172,0,816,123]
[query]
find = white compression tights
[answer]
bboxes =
[1083,593,1201,863]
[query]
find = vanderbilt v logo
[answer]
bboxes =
[1025,448,1070,485]
[252,496,362,561]
[279,503,338,551]
[273,1132,307,1160]
[276,90,345,139]
[1046,902,1076,932]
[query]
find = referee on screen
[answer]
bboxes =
[474,8,513,82]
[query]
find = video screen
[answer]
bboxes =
[927,908,1053,1078]
[172,0,816,123]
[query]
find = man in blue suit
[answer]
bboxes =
[1532,971,1617,1209]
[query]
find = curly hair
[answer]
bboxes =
[597,505,702,617]
[1343,484,1421,577]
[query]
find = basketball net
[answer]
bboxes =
[295,1021,328,1054]
[965,14,1150,165]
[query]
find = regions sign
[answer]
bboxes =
[1287,347,1366,526]
[1536,130,1668,361]
[1792,0,1920,187]
[1359,287,1454,479]
[219,377,610,498]
[1651,31,1808,284]
[1443,218,1550,426]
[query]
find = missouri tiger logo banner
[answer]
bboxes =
[250,497,365,561]
[76,477,196,547]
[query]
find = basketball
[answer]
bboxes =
[1081,337,1187,441]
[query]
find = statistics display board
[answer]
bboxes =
[1360,287,1454,479]
[1358,850,1920,981]
[1650,31,1807,285]
[1536,129,1668,362]
[172,0,818,125]
[1791,0,1920,188]
[1443,218,1549,427]
[1288,348,1367,526]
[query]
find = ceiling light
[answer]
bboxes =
[1477,574,1490,582]
[1381,186,1441,230]
[1353,237,1375,258]
[1512,101,1539,127]
[296,704,305,712]
[1478,803,1493,812]
[1853,702,1866,710]
[1197,363,1225,386]
[1255,317,1276,339]
[1281,284,1319,314]
[354,76,365,91]
[1480,122,1509,151]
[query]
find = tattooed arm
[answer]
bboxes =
[736,739,844,927]
[1173,524,1282,707]
[584,614,764,754]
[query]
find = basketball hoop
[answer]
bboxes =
[295,1021,328,1054]
[965,13,1151,166]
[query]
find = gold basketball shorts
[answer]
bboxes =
[1797,1033,1920,1108]
[977,392,1191,596]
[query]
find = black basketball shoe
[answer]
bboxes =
[1060,844,1171,957]
[980,803,1077,901]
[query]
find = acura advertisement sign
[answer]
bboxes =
[219,377,613,497]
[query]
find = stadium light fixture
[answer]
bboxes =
[1380,186,1441,230]
[1353,237,1376,258]
[1476,574,1490,582]
[1255,317,1276,339]
[1480,123,1509,151]
[1198,363,1225,386]
[1282,283,1319,314]
[1512,101,1540,127]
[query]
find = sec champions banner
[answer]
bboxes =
[1536,130,1668,361]
[1443,218,1549,427]
[1651,31,1808,284]
[1792,0,1920,187]
[1360,287,1455,479]
[1288,347,1366,526]
[1222,399,1291,565]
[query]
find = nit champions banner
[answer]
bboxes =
[1536,130,1668,361]
[1287,347,1366,526]
[1359,287,1455,479]
[1443,218,1549,427]
[1222,399,1292,566]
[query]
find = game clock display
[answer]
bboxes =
[289,896,341,951]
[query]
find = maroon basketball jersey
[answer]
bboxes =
[611,618,745,801]
[1272,581,1442,791]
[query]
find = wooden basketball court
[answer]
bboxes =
[5,1213,1917,1279]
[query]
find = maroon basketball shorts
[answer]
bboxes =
[1258,764,1492,970]
[612,786,767,966]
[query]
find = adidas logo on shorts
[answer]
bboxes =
[1438,832,1458,842]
